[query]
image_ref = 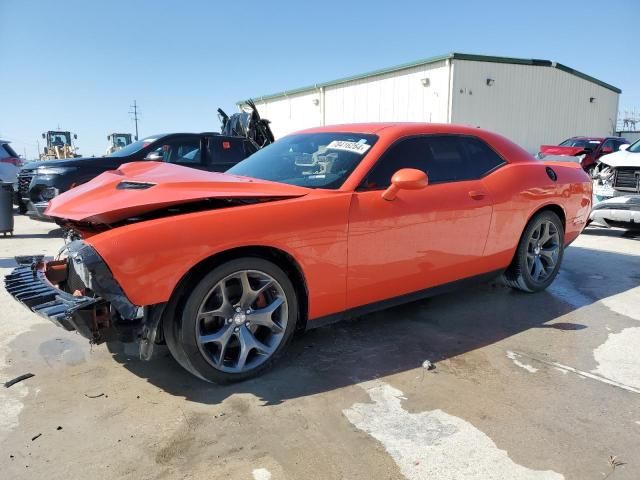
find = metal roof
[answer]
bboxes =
[239,52,621,105]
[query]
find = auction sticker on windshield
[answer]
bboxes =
[326,140,371,154]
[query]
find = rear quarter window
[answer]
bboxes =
[459,137,506,178]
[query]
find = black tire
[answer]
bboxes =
[502,210,565,293]
[164,257,298,383]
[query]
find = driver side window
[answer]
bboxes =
[362,137,430,189]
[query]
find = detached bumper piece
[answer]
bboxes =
[5,260,109,340]
[4,242,143,344]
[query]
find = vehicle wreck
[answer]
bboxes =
[591,141,640,230]
[5,124,592,383]
[536,136,628,173]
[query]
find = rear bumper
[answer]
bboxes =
[4,242,144,343]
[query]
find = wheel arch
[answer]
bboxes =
[506,202,566,268]
[527,203,566,233]
[162,245,309,334]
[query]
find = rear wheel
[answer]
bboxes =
[502,211,564,292]
[164,257,298,383]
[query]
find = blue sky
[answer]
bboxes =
[1,0,638,158]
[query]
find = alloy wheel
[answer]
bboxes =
[195,269,288,373]
[526,219,561,283]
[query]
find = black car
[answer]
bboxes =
[19,133,258,221]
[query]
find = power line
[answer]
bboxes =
[129,100,141,140]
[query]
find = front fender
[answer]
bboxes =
[86,192,352,320]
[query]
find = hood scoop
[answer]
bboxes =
[116,181,156,190]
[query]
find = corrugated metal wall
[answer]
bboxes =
[253,91,322,139]
[323,60,450,125]
[251,59,619,153]
[450,60,619,152]
[253,61,450,138]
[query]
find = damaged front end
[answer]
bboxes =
[4,241,158,352]
[591,163,640,229]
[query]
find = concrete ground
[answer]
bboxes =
[1,213,639,480]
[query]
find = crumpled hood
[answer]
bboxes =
[46,161,310,224]
[539,145,586,157]
[598,149,640,168]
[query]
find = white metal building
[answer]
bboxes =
[240,53,621,153]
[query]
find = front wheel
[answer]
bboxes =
[502,211,565,292]
[164,258,298,383]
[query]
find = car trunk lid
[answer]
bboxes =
[539,145,586,157]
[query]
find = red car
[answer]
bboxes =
[538,136,628,172]
[6,123,592,383]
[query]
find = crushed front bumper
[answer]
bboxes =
[5,260,109,338]
[4,242,144,343]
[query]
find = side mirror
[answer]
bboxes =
[74,134,78,140]
[601,147,613,154]
[620,144,630,151]
[144,151,164,161]
[382,168,428,201]
[42,133,46,139]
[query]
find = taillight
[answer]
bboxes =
[0,157,20,166]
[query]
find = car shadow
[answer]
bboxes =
[107,245,640,405]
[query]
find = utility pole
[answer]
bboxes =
[129,100,140,140]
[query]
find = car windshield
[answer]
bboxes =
[559,138,602,149]
[627,138,640,153]
[227,132,378,189]
[107,136,159,157]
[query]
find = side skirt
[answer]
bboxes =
[306,269,504,330]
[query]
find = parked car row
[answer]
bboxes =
[16,103,273,221]
[591,140,640,230]
[18,133,258,221]
[536,135,640,231]
[536,136,629,173]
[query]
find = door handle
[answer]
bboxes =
[468,190,487,200]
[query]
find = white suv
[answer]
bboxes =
[0,140,21,184]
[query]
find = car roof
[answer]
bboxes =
[150,132,237,139]
[294,122,518,140]
[294,122,536,167]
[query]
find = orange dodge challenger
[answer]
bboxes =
[6,123,592,383]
